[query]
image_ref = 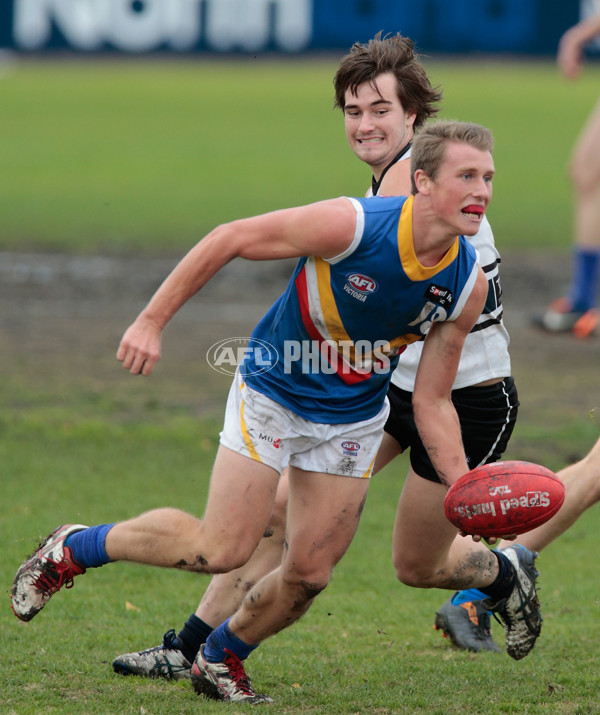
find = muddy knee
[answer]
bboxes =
[182,541,256,574]
[280,564,330,610]
[289,578,328,611]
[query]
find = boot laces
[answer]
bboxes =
[33,557,80,595]
[223,648,255,696]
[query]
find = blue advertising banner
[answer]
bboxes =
[0,0,583,56]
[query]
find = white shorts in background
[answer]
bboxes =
[219,370,389,479]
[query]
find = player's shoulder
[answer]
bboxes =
[353,194,409,213]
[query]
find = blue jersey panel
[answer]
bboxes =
[242,195,478,423]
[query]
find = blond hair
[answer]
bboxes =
[410,120,494,194]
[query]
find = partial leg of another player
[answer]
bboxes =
[506,435,600,552]
[393,466,541,660]
[437,435,600,652]
[536,97,600,337]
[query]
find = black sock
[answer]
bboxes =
[479,551,516,603]
[177,614,214,663]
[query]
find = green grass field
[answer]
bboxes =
[1,56,599,253]
[2,56,600,713]
[3,411,599,714]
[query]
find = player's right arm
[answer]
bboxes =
[117,198,358,376]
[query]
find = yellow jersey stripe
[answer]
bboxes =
[398,195,459,280]
[361,454,377,479]
[314,257,353,345]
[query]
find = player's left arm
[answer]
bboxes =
[411,267,487,488]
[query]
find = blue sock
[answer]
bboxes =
[203,618,258,663]
[65,524,115,568]
[568,247,600,312]
[451,588,487,606]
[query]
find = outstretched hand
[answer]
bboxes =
[117,317,162,376]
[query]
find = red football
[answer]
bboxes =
[444,460,565,537]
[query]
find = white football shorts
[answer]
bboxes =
[219,369,389,478]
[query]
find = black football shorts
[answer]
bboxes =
[383,377,519,483]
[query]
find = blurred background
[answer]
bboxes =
[1,0,599,253]
[0,0,589,55]
[1,0,599,453]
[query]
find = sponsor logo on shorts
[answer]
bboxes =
[207,337,278,376]
[258,433,281,448]
[341,440,361,456]
[344,273,378,303]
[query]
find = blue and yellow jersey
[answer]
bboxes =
[241,195,479,423]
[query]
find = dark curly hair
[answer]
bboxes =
[333,32,442,129]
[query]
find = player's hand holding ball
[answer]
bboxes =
[444,461,565,541]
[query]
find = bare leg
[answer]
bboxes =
[569,97,600,250]
[373,431,405,472]
[105,446,279,574]
[228,467,370,645]
[536,97,600,333]
[194,432,404,627]
[392,467,498,590]
[501,436,600,552]
[431,438,600,654]
[195,473,289,627]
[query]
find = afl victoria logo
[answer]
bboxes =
[345,273,378,294]
[341,441,361,455]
